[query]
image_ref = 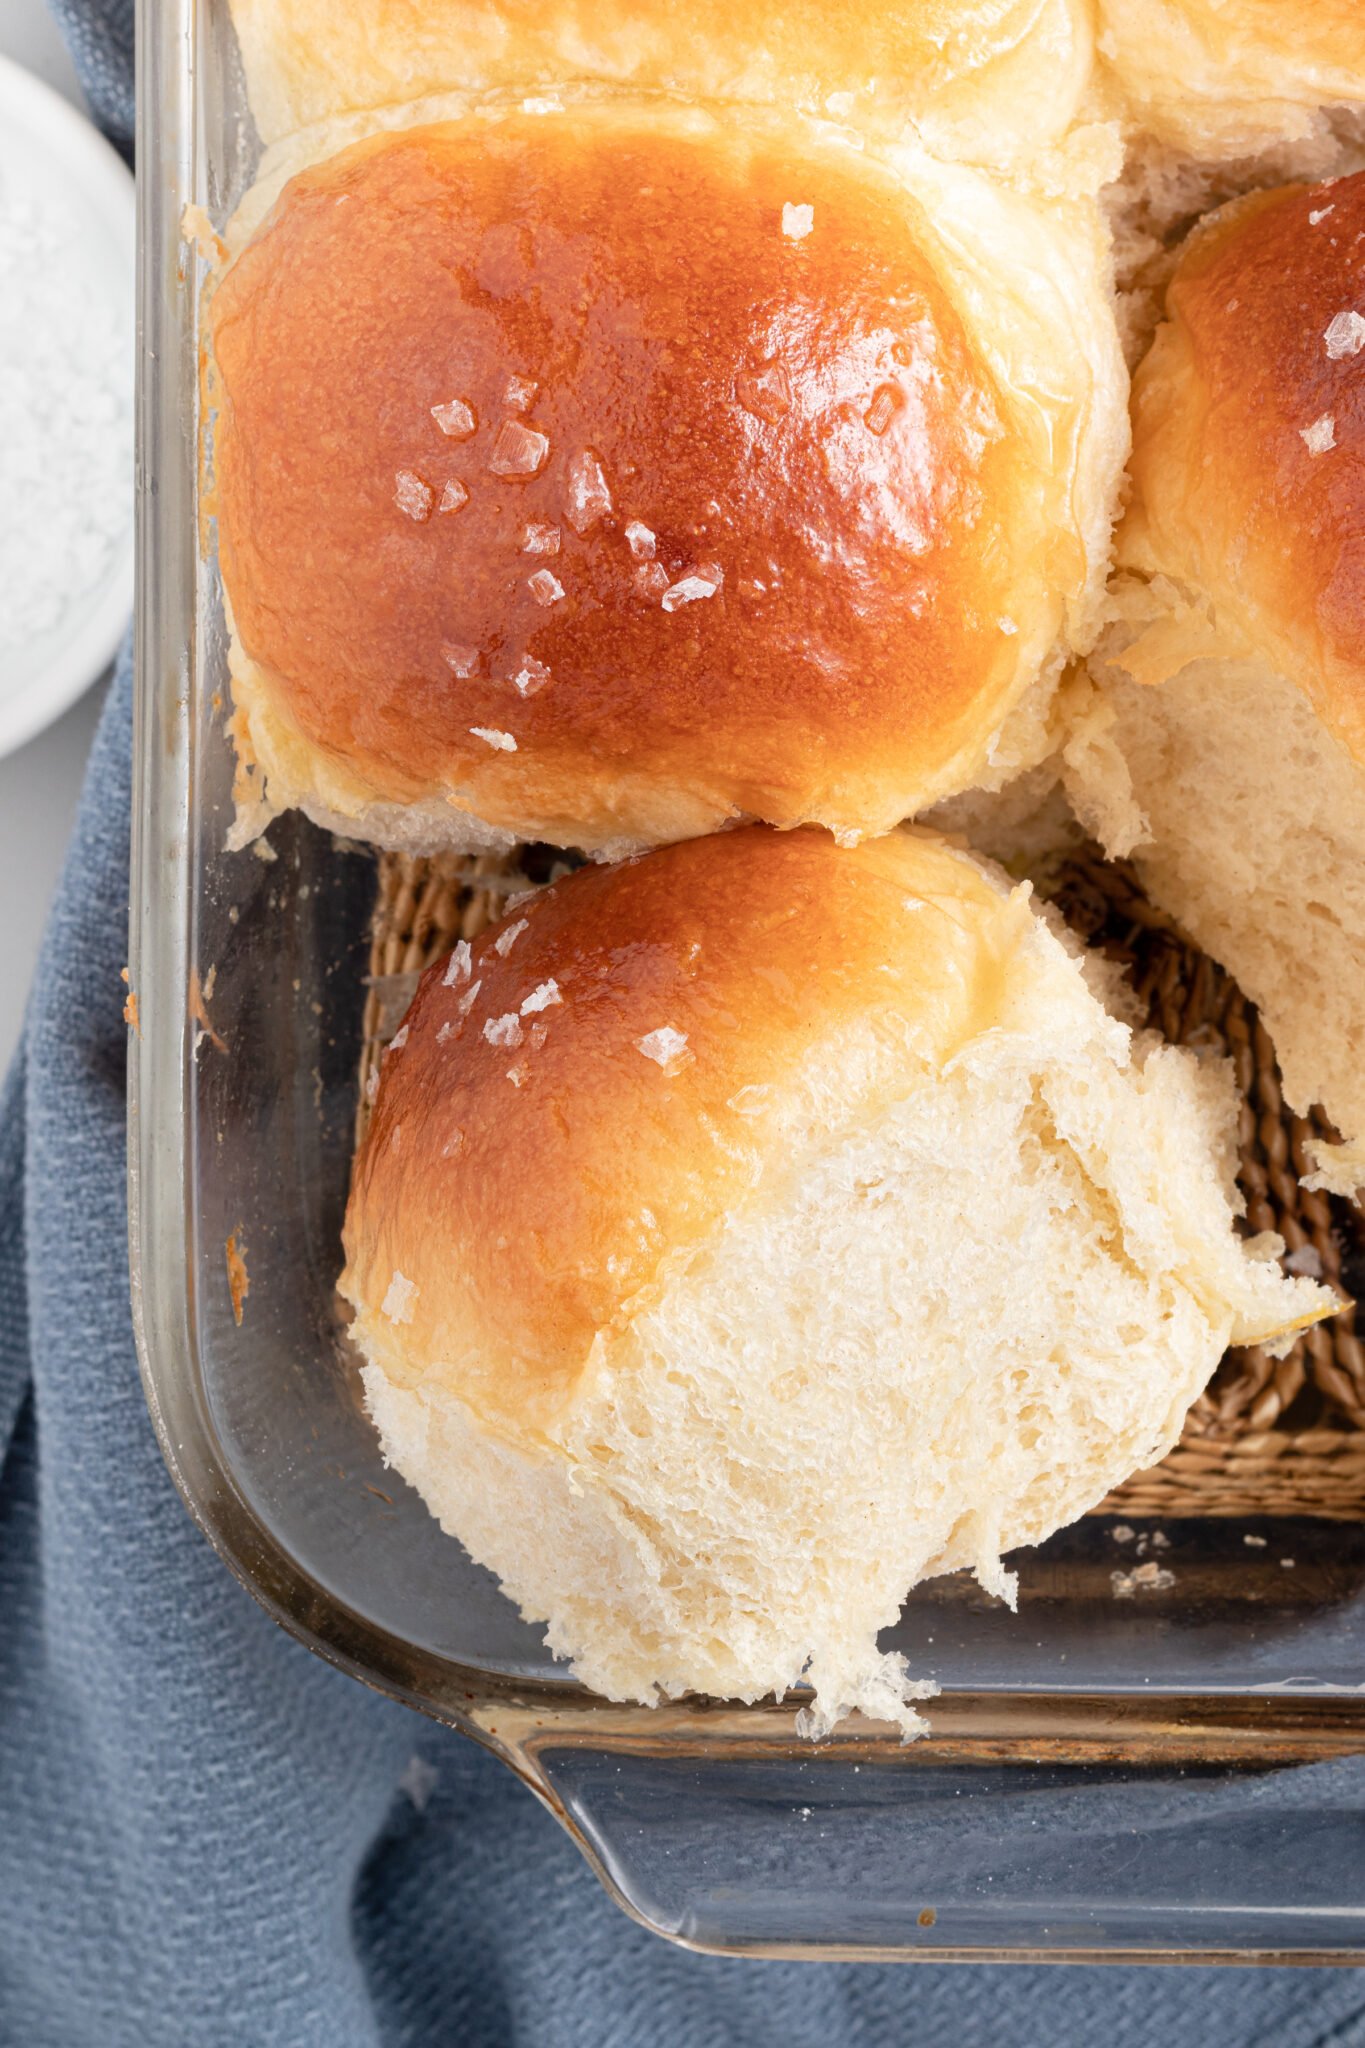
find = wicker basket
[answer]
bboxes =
[357,844,1365,1521]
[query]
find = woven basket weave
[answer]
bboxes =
[357,844,1365,1521]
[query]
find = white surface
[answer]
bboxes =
[0,7,114,1078]
[0,53,135,755]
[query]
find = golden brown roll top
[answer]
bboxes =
[341,827,1034,1431]
[1096,0,1365,151]
[1121,170,1365,761]
[228,0,1094,161]
[211,102,1124,855]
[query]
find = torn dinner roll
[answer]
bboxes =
[341,826,1332,1736]
[1067,171,1365,1195]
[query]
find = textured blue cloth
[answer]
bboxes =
[2,10,1365,2043]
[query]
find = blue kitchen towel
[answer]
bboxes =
[1,11,1364,2046]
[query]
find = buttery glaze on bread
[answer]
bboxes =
[1068,171,1365,1193]
[342,826,1330,1734]
[228,0,1094,161]
[212,100,1124,855]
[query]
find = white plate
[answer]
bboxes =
[0,53,134,759]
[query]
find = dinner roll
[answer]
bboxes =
[211,100,1125,858]
[228,0,1094,162]
[341,826,1329,1736]
[1066,172,1365,1195]
[1097,0,1365,155]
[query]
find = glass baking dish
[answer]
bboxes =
[130,0,1365,1962]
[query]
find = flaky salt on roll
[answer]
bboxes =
[228,0,1094,162]
[209,97,1125,858]
[1096,0,1365,155]
[1068,171,1365,1195]
[341,826,1330,1737]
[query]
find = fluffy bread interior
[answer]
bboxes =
[1066,613,1365,1196]
[355,900,1328,1738]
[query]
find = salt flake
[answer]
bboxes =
[1300,413,1336,454]
[494,919,528,955]
[471,726,517,751]
[483,1012,523,1048]
[736,358,792,425]
[864,382,904,436]
[1324,310,1365,359]
[782,203,814,240]
[637,1026,691,1070]
[624,520,656,559]
[490,421,549,477]
[527,569,565,607]
[522,523,561,555]
[521,979,561,1014]
[431,398,476,439]
[508,656,552,697]
[442,940,473,987]
[661,565,723,611]
[438,479,469,514]
[442,643,480,677]
[505,376,539,411]
[394,470,433,520]
[565,449,613,533]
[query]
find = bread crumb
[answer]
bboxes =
[180,201,226,263]
[782,203,814,240]
[1111,1523,1135,1543]
[1111,1562,1176,1597]
[1281,1557,1297,1569]
[188,969,227,1054]
[1244,1533,1267,1547]
[252,836,277,863]
[123,988,140,1035]
[399,1754,439,1812]
[226,1232,250,1327]
[1300,413,1337,454]
[381,1270,418,1325]
[470,727,517,752]
[1283,1243,1324,1278]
